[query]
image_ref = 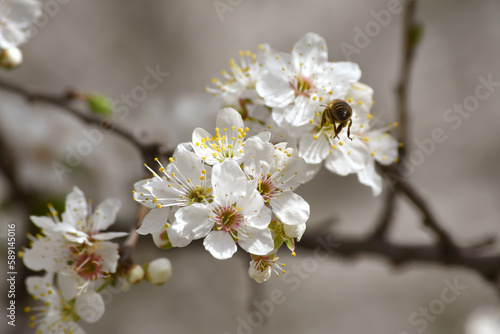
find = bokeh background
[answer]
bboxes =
[1,0,500,333]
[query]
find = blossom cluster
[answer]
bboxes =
[133,33,399,284]
[206,32,399,196]
[134,108,310,283]
[0,0,41,68]
[21,187,127,333]
[22,187,173,333]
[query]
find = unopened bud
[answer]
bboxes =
[0,47,23,69]
[127,264,144,284]
[145,258,172,285]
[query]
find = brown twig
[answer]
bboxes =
[0,78,166,167]
[298,233,500,284]
[371,0,419,238]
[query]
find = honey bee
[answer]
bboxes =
[320,99,353,140]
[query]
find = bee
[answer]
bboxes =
[320,99,353,140]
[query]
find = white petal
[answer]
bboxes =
[92,231,128,241]
[29,216,56,232]
[62,186,88,228]
[203,231,237,260]
[367,129,399,166]
[217,107,244,130]
[284,96,318,129]
[302,162,322,184]
[26,274,54,300]
[291,33,328,76]
[97,241,120,273]
[256,73,295,108]
[324,138,371,176]
[212,160,247,205]
[245,204,272,229]
[58,273,81,301]
[299,132,330,164]
[137,208,170,235]
[284,223,307,241]
[357,161,383,196]
[167,224,192,247]
[173,204,213,240]
[270,191,310,225]
[23,237,66,272]
[275,154,307,190]
[75,291,105,323]
[192,127,218,165]
[238,227,274,256]
[92,198,121,232]
[324,61,362,85]
[248,262,271,283]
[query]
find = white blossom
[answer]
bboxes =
[173,159,273,260]
[23,187,126,291]
[0,0,41,49]
[25,274,104,334]
[243,136,310,226]
[256,32,361,136]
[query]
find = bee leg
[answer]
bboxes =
[347,119,353,140]
[332,121,340,139]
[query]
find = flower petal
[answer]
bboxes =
[270,191,310,225]
[238,227,274,256]
[62,186,88,228]
[137,208,170,235]
[357,161,383,196]
[203,231,237,260]
[299,132,330,164]
[324,138,371,175]
[92,231,128,241]
[173,204,213,240]
[256,73,295,108]
[92,198,121,232]
[75,291,105,323]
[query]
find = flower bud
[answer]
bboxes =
[283,223,306,241]
[127,264,144,284]
[145,258,172,285]
[0,47,23,69]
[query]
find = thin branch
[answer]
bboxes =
[0,78,167,166]
[371,0,419,239]
[397,0,419,159]
[299,232,500,284]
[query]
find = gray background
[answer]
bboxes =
[1,0,499,333]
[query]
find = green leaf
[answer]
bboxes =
[410,23,424,47]
[87,94,113,116]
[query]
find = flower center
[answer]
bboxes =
[75,253,103,281]
[258,178,275,202]
[215,206,243,231]
[292,76,314,96]
[186,186,212,204]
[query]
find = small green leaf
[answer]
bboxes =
[410,23,424,47]
[274,235,283,249]
[87,94,113,116]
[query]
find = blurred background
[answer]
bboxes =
[1,0,500,333]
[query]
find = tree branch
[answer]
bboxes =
[299,232,500,284]
[0,77,167,166]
